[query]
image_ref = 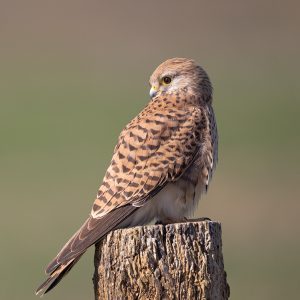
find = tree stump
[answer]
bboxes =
[93,221,230,300]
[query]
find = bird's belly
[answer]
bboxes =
[121,177,205,227]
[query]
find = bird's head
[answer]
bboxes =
[149,58,212,104]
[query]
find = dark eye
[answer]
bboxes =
[162,76,172,85]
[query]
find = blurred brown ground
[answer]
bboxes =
[0,1,299,299]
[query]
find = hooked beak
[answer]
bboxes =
[149,85,158,98]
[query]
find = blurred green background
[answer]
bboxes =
[1,1,299,299]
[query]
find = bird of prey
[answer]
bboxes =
[36,57,218,295]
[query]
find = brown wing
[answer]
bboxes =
[37,104,204,295]
[200,105,218,190]
[91,105,203,214]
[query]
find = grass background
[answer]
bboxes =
[1,1,299,299]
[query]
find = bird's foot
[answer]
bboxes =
[155,217,211,226]
[184,217,211,222]
[155,217,186,225]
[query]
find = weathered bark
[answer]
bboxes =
[93,221,229,300]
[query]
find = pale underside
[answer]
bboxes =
[120,167,206,228]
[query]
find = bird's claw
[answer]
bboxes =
[184,217,211,222]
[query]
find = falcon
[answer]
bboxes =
[36,58,218,295]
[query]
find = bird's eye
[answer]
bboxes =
[162,76,172,85]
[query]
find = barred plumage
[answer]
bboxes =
[36,57,218,295]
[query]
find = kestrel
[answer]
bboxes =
[36,58,218,295]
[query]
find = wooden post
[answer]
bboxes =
[93,221,230,300]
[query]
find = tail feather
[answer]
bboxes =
[36,204,138,295]
[45,205,137,275]
[35,254,83,296]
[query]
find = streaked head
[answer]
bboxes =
[149,58,212,103]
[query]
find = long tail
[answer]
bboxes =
[35,204,137,296]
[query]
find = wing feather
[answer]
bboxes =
[91,105,203,215]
